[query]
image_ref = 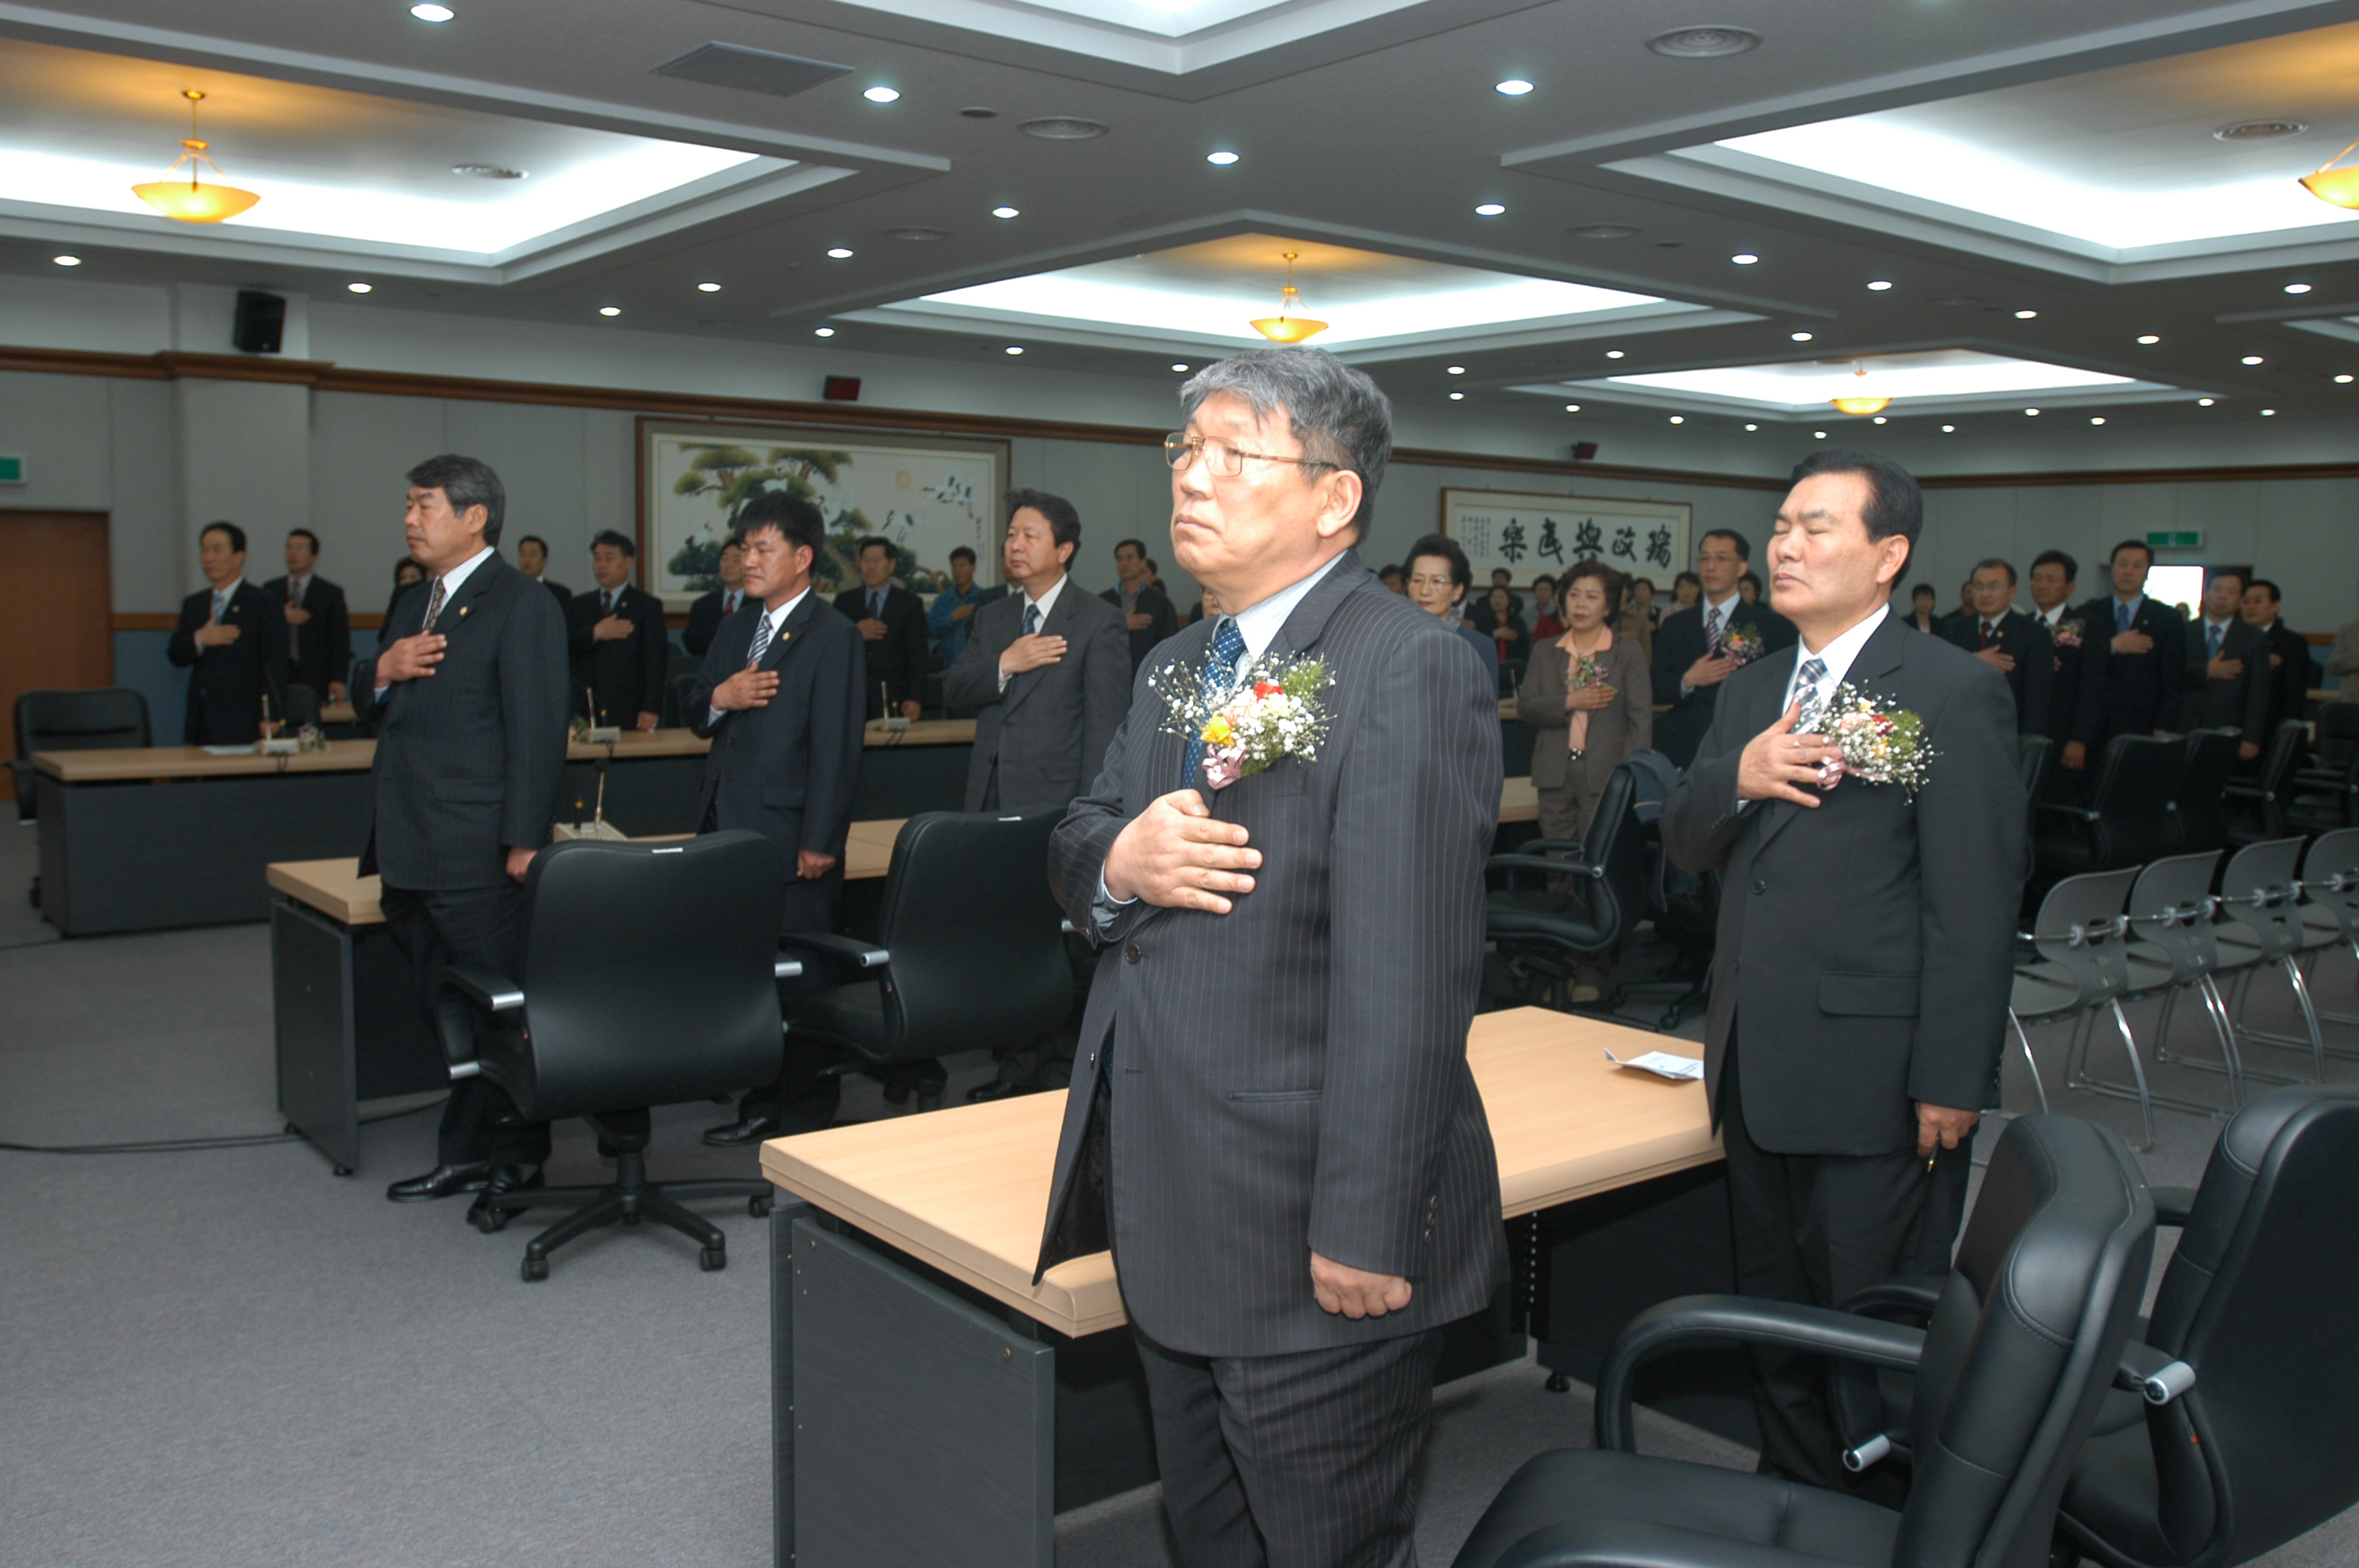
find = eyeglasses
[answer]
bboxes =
[1164,432,1339,479]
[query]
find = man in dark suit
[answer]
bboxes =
[1663,449,2023,1491]
[833,536,929,721]
[1034,349,1504,1564]
[2241,578,2310,748]
[2077,539,2185,745]
[1941,557,2052,735]
[168,521,291,744]
[682,535,747,659]
[2027,549,2101,781]
[1650,528,1797,768]
[2184,567,2270,761]
[568,530,668,731]
[516,534,571,609]
[358,456,569,1212]
[264,528,352,706]
[685,492,868,1146]
[1101,535,1180,674]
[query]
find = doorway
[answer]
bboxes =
[0,511,113,801]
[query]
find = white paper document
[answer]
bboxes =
[200,746,252,756]
[1604,1047,1705,1081]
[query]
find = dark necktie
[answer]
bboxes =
[1980,619,1996,649]
[747,611,774,667]
[870,589,884,620]
[2208,622,2224,661]
[288,578,303,660]
[1005,604,1041,697]
[2117,599,2132,633]
[422,576,447,633]
[1181,618,1249,788]
[603,589,616,615]
[725,591,739,616]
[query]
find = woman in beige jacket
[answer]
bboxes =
[1517,559,1654,845]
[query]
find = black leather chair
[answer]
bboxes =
[2036,734,2187,887]
[2018,732,2053,828]
[780,809,1073,1110]
[278,681,321,732]
[1485,763,1649,1013]
[2168,728,2238,855]
[12,688,152,907]
[2286,707,2359,833]
[1452,1113,2154,1568]
[2059,1084,2359,1568]
[2221,720,2308,846]
[438,831,792,1280]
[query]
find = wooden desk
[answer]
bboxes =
[759,1008,1717,1565]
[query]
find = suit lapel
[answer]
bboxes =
[759,593,820,673]
[1259,550,1370,669]
[1001,586,1077,719]
[1751,614,1908,856]
[438,553,503,637]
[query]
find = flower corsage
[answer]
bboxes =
[1812,683,1936,798]
[1569,652,1607,690]
[2051,617,2085,650]
[1716,622,1766,666]
[1150,653,1332,791]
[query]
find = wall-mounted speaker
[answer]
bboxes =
[1570,441,1598,461]
[233,290,286,354]
[823,376,861,402]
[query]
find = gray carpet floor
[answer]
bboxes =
[3,822,2356,1566]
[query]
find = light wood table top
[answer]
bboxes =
[1500,774,1536,823]
[863,717,976,747]
[320,701,358,725]
[760,1007,1716,1338]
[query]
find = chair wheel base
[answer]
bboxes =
[750,1194,772,1218]
[700,1247,726,1272]
[521,1256,549,1282]
[1545,1372,1572,1393]
[471,1207,511,1234]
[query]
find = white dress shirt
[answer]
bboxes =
[997,572,1072,692]
[707,586,809,726]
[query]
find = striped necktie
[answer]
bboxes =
[422,577,446,633]
[1791,655,1830,732]
[1005,604,1041,697]
[747,611,775,667]
[287,578,303,659]
[1181,617,1248,788]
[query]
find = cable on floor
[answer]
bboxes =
[0,1096,445,1155]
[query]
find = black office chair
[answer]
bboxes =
[1452,1113,2154,1568]
[2054,1084,2359,1568]
[2018,731,2053,824]
[437,831,792,1280]
[2310,702,2358,775]
[2036,734,2187,887]
[12,688,152,908]
[2168,728,2239,855]
[780,809,1074,1110]
[2284,712,2359,833]
[1485,763,1648,1013]
[2221,720,2308,846]
[279,682,321,732]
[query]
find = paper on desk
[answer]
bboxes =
[201,745,251,756]
[1604,1047,1705,1082]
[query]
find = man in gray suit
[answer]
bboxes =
[2183,567,2270,761]
[1663,449,2023,1490]
[1034,348,1504,1565]
[944,489,1130,815]
[359,455,570,1213]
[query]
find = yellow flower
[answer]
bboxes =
[1202,716,1234,746]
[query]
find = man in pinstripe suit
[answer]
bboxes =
[1035,348,1505,1566]
[361,455,571,1210]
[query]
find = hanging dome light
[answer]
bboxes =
[1830,361,1889,416]
[2299,136,2359,208]
[131,91,260,223]
[1249,252,1329,343]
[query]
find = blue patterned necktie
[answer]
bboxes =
[2116,599,2132,633]
[746,610,774,668]
[1181,617,1248,788]
[1791,655,1830,732]
[2207,622,2223,661]
[1005,604,1041,696]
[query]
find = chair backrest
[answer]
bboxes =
[14,688,151,757]
[2140,1084,2359,1563]
[2087,735,2187,870]
[2125,850,2224,987]
[2299,828,2359,936]
[280,682,321,730]
[2027,867,2139,1007]
[1569,763,1650,945]
[869,808,1074,1061]
[2017,733,2052,809]
[2314,702,2359,770]
[2215,836,2307,960]
[1895,1114,2154,1568]
[511,830,787,1116]
[2172,728,2239,854]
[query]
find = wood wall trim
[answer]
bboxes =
[111,612,178,630]
[9,342,2359,492]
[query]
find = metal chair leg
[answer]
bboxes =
[2007,1008,2052,1115]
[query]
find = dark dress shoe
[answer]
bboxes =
[464,1163,545,1223]
[386,1161,492,1203]
[965,1079,1036,1104]
[702,1114,780,1148]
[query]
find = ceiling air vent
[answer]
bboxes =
[652,42,852,100]
[2215,120,2306,141]
[1020,117,1110,140]
[887,227,950,241]
[1645,27,1761,58]
[1569,223,1640,239]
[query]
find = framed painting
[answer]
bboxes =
[638,419,1009,608]
[1440,488,1692,586]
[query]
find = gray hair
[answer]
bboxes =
[1180,347,1392,536]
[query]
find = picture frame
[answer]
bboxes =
[1440,488,1692,586]
[638,418,1009,609]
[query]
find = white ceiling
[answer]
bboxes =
[1532,348,2166,422]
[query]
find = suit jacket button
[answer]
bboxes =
[1751,879,1767,895]
[1124,943,1142,964]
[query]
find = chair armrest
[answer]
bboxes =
[1594,1294,1925,1454]
[2115,1341,2196,1406]
[2147,1184,2197,1228]
[773,957,804,980]
[782,930,891,971]
[2219,782,2263,800]
[2037,801,2099,823]
[1522,839,1587,857]
[444,964,525,1012]
[1837,1272,1946,1324]
[1491,1517,1856,1568]
[434,965,524,1082]
[1489,855,1605,880]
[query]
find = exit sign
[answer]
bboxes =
[2146,530,2204,550]
[0,455,22,485]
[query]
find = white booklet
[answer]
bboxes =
[1604,1047,1705,1082]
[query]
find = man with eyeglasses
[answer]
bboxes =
[1651,528,1797,768]
[1034,347,1504,1565]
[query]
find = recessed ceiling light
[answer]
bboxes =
[1647,25,1761,57]
[991,205,1020,219]
[1495,79,1535,96]
[2241,354,2265,365]
[52,254,80,267]
[598,306,620,317]
[1790,331,1813,342]
[2216,120,2306,140]
[347,281,373,293]
[2337,373,2354,383]
[1171,363,1189,372]
[2014,309,2037,319]
[1450,391,1466,401]
[2090,416,2106,425]
[1446,365,1466,375]
[1564,403,1581,412]
[1744,423,1758,430]
[2137,334,2161,344]
[1667,415,1684,424]
[1474,202,1507,216]
[1205,150,1238,165]
[696,281,721,292]
[863,86,901,103]
[2284,282,2314,294]
[1730,252,1759,265]
[813,327,835,337]
[1021,117,1108,140]
[1872,415,1887,424]
[1941,424,1956,433]
[1813,430,1827,439]
[410,2,455,20]
[2261,408,2277,416]
[2197,397,2214,406]
[1569,223,1639,239]
[2024,407,2040,416]
[1005,345,1023,355]
[1866,280,1892,291]
[1605,350,1625,359]
[826,247,854,259]
[451,164,525,180]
